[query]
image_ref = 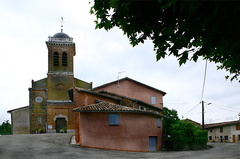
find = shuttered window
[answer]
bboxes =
[236,125,240,130]
[109,114,119,126]
[62,52,67,66]
[53,52,59,66]
[157,118,161,128]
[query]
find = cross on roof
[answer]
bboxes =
[60,17,65,32]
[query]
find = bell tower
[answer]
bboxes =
[45,31,75,101]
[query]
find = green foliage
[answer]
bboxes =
[162,107,207,150]
[162,107,179,132]
[91,0,240,82]
[0,120,12,135]
[170,121,207,150]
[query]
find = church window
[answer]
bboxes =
[38,117,42,124]
[53,52,59,66]
[62,52,67,66]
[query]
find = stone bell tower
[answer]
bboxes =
[45,31,75,101]
[29,22,92,133]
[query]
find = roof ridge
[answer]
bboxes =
[91,77,166,95]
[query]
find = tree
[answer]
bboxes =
[91,0,240,81]
[162,107,207,150]
[0,120,12,135]
[162,107,180,149]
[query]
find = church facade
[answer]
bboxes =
[8,31,92,134]
[29,31,92,133]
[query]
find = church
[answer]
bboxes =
[8,30,92,134]
[8,29,167,151]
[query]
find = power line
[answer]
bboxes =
[182,102,200,117]
[209,104,239,112]
[182,60,208,118]
[205,104,220,119]
[200,60,208,102]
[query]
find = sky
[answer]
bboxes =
[0,0,240,125]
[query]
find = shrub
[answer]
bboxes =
[169,121,207,150]
[0,120,12,135]
[162,107,207,151]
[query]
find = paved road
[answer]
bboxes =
[0,133,240,159]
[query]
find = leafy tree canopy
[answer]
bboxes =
[91,0,240,81]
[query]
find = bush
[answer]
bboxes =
[169,121,207,150]
[162,107,207,151]
[0,120,12,135]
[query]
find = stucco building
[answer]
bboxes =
[71,78,166,151]
[206,120,240,143]
[7,106,30,135]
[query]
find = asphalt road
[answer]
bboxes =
[0,133,240,159]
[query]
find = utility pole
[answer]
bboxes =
[202,101,211,130]
[202,101,204,130]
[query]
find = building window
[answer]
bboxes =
[151,96,156,104]
[236,125,240,130]
[220,127,223,133]
[209,136,212,140]
[224,136,228,140]
[38,117,42,124]
[157,118,161,128]
[53,52,59,66]
[109,114,119,126]
[210,129,212,133]
[238,135,240,141]
[138,106,146,111]
[62,52,67,66]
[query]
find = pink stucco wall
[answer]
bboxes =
[79,112,162,152]
[73,89,121,144]
[93,80,164,109]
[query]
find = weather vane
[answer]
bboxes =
[60,17,65,32]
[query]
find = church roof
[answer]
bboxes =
[52,32,70,38]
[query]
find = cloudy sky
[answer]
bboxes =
[1,0,239,125]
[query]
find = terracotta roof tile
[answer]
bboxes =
[73,102,164,117]
[205,120,240,128]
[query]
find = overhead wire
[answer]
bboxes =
[200,60,208,102]
[182,102,200,117]
[209,104,239,112]
[182,60,208,118]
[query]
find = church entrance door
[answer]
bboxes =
[56,118,66,133]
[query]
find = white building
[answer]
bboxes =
[206,120,240,143]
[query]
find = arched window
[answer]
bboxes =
[53,52,59,66]
[62,52,67,66]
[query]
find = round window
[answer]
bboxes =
[35,97,43,103]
